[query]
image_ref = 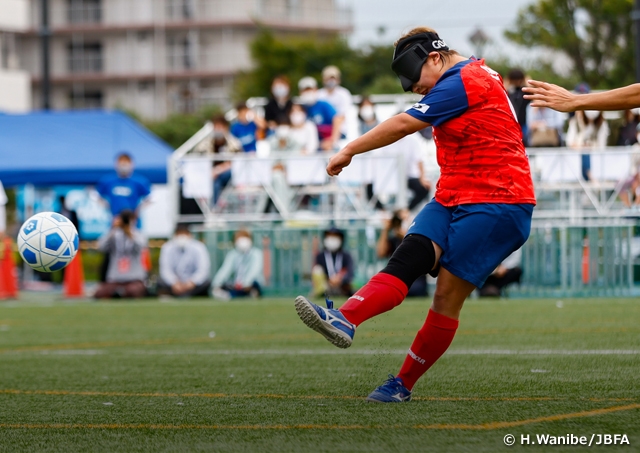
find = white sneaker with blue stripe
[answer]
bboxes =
[294,296,355,349]
[366,375,412,403]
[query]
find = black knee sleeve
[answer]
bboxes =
[381,234,437,289]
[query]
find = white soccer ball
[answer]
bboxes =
[17,212,79,272]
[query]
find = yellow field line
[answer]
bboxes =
[1,403,639,431]
[0,388,636,403]
[0,337,212,354]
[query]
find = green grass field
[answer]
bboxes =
[0,295,639,452]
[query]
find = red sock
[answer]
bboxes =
[339,273,408,326]
[397,309,459,390]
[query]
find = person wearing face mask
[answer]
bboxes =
[311,227,354,297]
[212,229,264,300]
[288,104,319,154]
[230,102,266,153]
[317,65,351,140]
[565,88,609,182]
[157,224,211,297]
[265,75,293,131]
[96,152,151,219]
[268,121,297,152]
[358,97,379,136]
[617,126,640,209]
[298,76,341,151]
[208,115,241,205]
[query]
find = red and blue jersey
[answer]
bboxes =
[405,59,536,206]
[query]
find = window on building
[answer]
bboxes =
[67,0,102,24]
[69,90,103,109]
[166,0,194,20]
[167,36,193,70]
[68,42,103,73]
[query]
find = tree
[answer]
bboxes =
[233,29,401,100]
[505,0,634,89]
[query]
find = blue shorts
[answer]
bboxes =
[406,199,534,288]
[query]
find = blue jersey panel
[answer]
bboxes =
[230,121,258,152]
[306,100,336,127]
[404,60,471,126]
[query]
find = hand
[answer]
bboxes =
[522,80,577,112]
[320,138,335,151]
[420,177,431,190]
[172,282,185,295]
[329,275,342,287]
[326,148,354,176]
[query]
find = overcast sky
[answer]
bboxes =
[341,0,537,62]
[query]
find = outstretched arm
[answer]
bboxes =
[326,113,428,176]
[523,80,640,112]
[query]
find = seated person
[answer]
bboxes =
[230,102,265,153]
[312,227,354,297]
[288,104,319,154]
[376,209,427,297]
[212,230,264,300]
[268,122,298,152]
[479,248,523,297]
[158,224,211,297]
[297,76,340,151]
[94,210,147,299]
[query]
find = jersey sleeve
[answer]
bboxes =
[404,71,469,126]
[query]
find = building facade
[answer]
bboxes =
[19,0,351,119]
[0,0,31,112]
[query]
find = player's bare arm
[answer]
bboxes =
[326,113,427,176]
[523,80,640,112]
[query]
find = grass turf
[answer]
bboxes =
[0,295,639,452]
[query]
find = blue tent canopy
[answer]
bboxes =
[0,110,173,186]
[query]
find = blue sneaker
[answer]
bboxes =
[366,375,412,403]
[294,296,355,349]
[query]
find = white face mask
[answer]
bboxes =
[584,110,600,120]
[244,110,255,122]
[235,237,252,253]
[299,91,317,106]
[290,111,306,126]
[324,236,342,252]
[324,79,338,89]
[275,125,290,139]
[116,163,133,177]
[272,84,289,99]
[174,235,190,247]
[360,105,375,121]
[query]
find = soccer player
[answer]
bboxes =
[523,80,640,111]
[294,27,536,402]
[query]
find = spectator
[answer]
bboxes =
[527,106,565,147]
[230,102,265,153]
[505,68,530,144]
[312,227,354,297]
[268,123,298,153]
[96,152,151,218]
[616,109,639,146]
[209,114,241,205]
[94,210,147,299]
[288,103,319,154]
[566,110,609,181]
[298,76,341,151]
[158,224,211,297]
[479,248,523,297]
[264,75,293,131]
[317,65,351,139]
[358,96,379,135]
[212,229,264,300]
[376,209,427,297]
[618,131,640,208]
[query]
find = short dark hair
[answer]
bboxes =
[116,151,133,162]
[175,223,191,234]
[507,68,525,82]
[119,209,135,226]
[211,114,229,127]
[236,102,248,112]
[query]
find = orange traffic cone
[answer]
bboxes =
[0,236,18,299]
[63,249,85,298]
[141,247,152,272]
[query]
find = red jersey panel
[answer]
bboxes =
[405,59,536,206]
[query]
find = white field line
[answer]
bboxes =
[12,348,640,356]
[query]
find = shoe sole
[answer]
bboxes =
[365,395,411,403]
[294,296,352,349]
